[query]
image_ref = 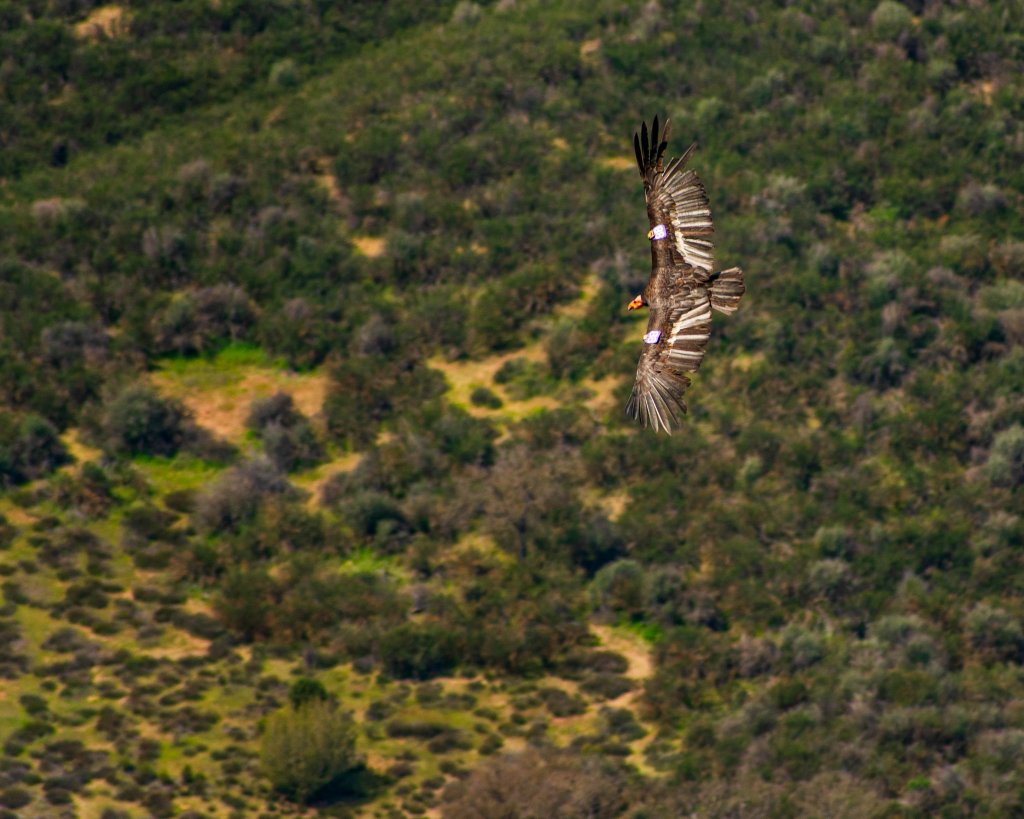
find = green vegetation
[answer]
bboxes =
[261,699,359,803]
[0,0,1022,815]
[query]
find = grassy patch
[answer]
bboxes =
[151,347,329,444]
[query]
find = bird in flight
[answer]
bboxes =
[625,115,745,433]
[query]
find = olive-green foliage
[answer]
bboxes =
[985,425,1024,488]
[96,385,189,458]
[288,677,331,710]
[0,412,69,485]
[0,0,1022,814]
[246,392,324,472]
[260,699,359,803]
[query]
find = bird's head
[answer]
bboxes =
[627,293,645,311]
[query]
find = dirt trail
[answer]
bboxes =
[590,623,660,773]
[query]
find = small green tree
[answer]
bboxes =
[261,699,359,803]
[289,677,330,710]
[99,385,189,457]
[985,425,1024,488]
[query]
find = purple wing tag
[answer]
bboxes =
[650,224,668,240]
[643,330,662,344]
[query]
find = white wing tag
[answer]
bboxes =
[650,224,668,240]
[643,330,662,344]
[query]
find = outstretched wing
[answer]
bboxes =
[635,116,715,276]
[625,286,712,434]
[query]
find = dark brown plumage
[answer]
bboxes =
[625,115,745,433]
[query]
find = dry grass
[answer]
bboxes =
[62,429,103,464]
[352,235,386,257]
[314,156,346,207]
[589,623,659,773]
[428,345,546,412]
[73,5,130,40]
[152,366,329,444]
[599,156,636,171]
[591,624,652,682]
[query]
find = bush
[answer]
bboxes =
[246,392,301,433]
[193,457,291,533]
[269,58,300,89]
[289,678,330,710]
[0,413,70,485]
[97,386,189,457]
[469,386,502,409]
[261,699,359,804]
[379,623,460,680]
[590,559,645,617]
[262,422,324,472]
[965,603,1023,664]
[154,286,257,355]
[441,748,629,818]
[0,787,31,809]
[870,1,912,40]
[984,425,1024,488]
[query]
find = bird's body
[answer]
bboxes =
[625,116,745,433]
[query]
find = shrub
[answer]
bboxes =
[780,626,825,671]
[806,559,854,600]
[0,413,69,485]
[984,425,1024,488]
[261,699,359,804]
[590,559,645,617]
[261,422,324,472]
[193,457,291,533]
[269,58,299,89]
[441,748,629,818]
[0,787,31,809]
[98,386,189,457]
[154,286,257,355]
[288,678,330,710]
[379,623,460,680]
[246,392,301,432]
[469,386,502,409]
[870,1,912,40]
[965,603,1023,664]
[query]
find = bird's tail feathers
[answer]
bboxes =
[709,267,745,314]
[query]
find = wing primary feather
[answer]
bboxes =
[659,118,672,164]
[640,120,649,167]
[634,133,644,177]
[651,115,659,160]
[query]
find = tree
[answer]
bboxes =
[261,699,360,803]
[98,385,189,457]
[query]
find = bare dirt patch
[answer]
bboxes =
[74,5,129,40]
[352,235,386,257]
[152,368,329,444]
[599,156,636,171]
[590,623,652,683]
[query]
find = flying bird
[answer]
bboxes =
[625,115,745,433]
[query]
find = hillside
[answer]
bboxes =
[1,0,1023,816]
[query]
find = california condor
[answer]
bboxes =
[625,115,745,433]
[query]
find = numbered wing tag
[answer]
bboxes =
[643,330,662,344]
[650,224,668,240]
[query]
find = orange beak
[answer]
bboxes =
[627,295,643,311]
